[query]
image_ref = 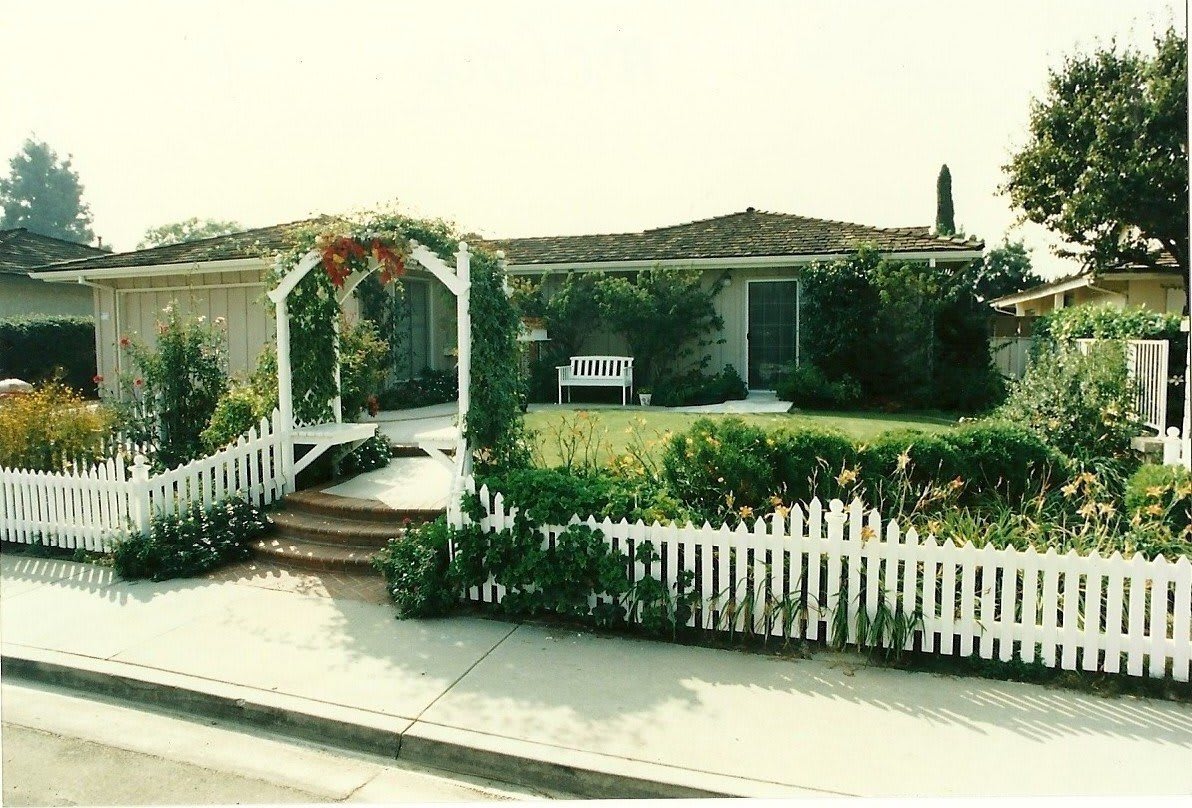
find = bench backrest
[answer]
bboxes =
[570,356,633,378]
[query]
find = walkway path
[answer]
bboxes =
[2,554,1190,798]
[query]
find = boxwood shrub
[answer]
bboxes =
[0,315,96,394]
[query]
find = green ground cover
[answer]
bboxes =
[523,405,957,467]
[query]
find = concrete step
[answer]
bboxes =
[269,510,405,548]
[252,535,382,574]
[283,486,440,525]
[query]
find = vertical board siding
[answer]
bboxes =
[1,410,288,551]
[456,483,1192,682]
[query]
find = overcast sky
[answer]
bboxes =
[1,1,1185,276]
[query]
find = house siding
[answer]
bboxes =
[0,274,92,318]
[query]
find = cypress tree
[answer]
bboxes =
[935,164,955,236]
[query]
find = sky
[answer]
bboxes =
[1,1,1185,277]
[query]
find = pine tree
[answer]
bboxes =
[935,164,955,236]
[0,138,96,244]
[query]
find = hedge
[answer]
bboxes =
[0,315,96,394]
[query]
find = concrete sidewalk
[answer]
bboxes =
[2,554,1191,798]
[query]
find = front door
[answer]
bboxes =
[747,280,798,389]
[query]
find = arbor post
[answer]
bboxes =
[274,294,295,489]
[456,241,471,425]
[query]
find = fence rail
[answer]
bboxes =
[459,481,1192,682]
[1,410,289,551]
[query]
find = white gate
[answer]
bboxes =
[1075,339,1169,433]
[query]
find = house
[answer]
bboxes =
[33,208,983,398]
[490,208,984,389]
[31,219,459,394]
[0,228,105,318]
[989,251,1187,320]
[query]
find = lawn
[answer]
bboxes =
[523,405,958,468]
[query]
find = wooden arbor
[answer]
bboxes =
[265,238,472,489]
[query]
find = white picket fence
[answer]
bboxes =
[0,410,289,551]
[459,482,1192,682]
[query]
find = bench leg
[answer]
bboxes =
[622,386,626,406]
[558,383,563,405]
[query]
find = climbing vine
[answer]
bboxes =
[267,208,526,467]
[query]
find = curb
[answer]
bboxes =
[1,646,821,799]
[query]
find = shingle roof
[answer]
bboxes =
[33,218,323,274]
[0,228,106,275]
[485,209,984,266]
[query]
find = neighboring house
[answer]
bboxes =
[989,251,1187,319]
[0,228,105,318]
[490,208,983,389]
[31,219,457,394]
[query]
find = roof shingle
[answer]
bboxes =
[485,209,984,266]
[0,228,106,275]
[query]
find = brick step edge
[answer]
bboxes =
[253,537,383,574]
[283,488,443,525]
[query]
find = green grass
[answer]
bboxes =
[523,405,958,468]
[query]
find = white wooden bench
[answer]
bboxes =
[557,356,634,405]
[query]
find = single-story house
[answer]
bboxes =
[488,208,983,388]
[989,251,1187,320]
[32,208,983,396]
[1,228,105,318]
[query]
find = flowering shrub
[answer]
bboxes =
[1125,464,1192,538]
[119,306,229,468]
[0,381,112,470]
[340,433,391,476]
[996,341,1140,463]
[112,497,270,581]
[1033,303,1182,347]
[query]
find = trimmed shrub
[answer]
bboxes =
[770,427,857,505]
[660,417,777,520]
[943,422,1069,504]
[0,315,96,394]
[113,497,270,581]
[776,365,862,410]
[0,381,112,470]
[1034,303,1182,348]
[1125,464,1192,537]
[372,518,457,617]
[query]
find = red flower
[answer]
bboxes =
[92,374,104,385]
[119,336,131,348]
[134,378,144,387]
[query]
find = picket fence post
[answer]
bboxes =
[129,454,152,535]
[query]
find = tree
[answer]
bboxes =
[0,138,95,244]
[138,217,243,248]
[967,239,1043,302]
[935,164,955,236]
[1003,28,1188,306]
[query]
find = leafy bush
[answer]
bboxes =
[372,518,457,617]
[660,418,778,520]
[0,382,112,470]
[340,433,391,476]
[0,315,96,394]
[996,341,1140,462]
[482,466,682,525]
[339,318,390,420]
[201,385,272,452]
[1034,303,1182,348]
[945,422,1069,504]
[776,365,862,409]
[770,427,857,505]
[121,306,229,468]
[113,497,270,581]
[653,364,748,407]
[1125,464,1192,537]
[856,430,963,512]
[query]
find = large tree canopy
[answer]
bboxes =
[0,138,95,244]
[138,217,244,249]
[968,239,1042,303]
[1003,28,1188,296]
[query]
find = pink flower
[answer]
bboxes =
[92,374,104,385]
[134,378,144,387]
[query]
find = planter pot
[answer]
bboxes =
[639,393,652,406]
